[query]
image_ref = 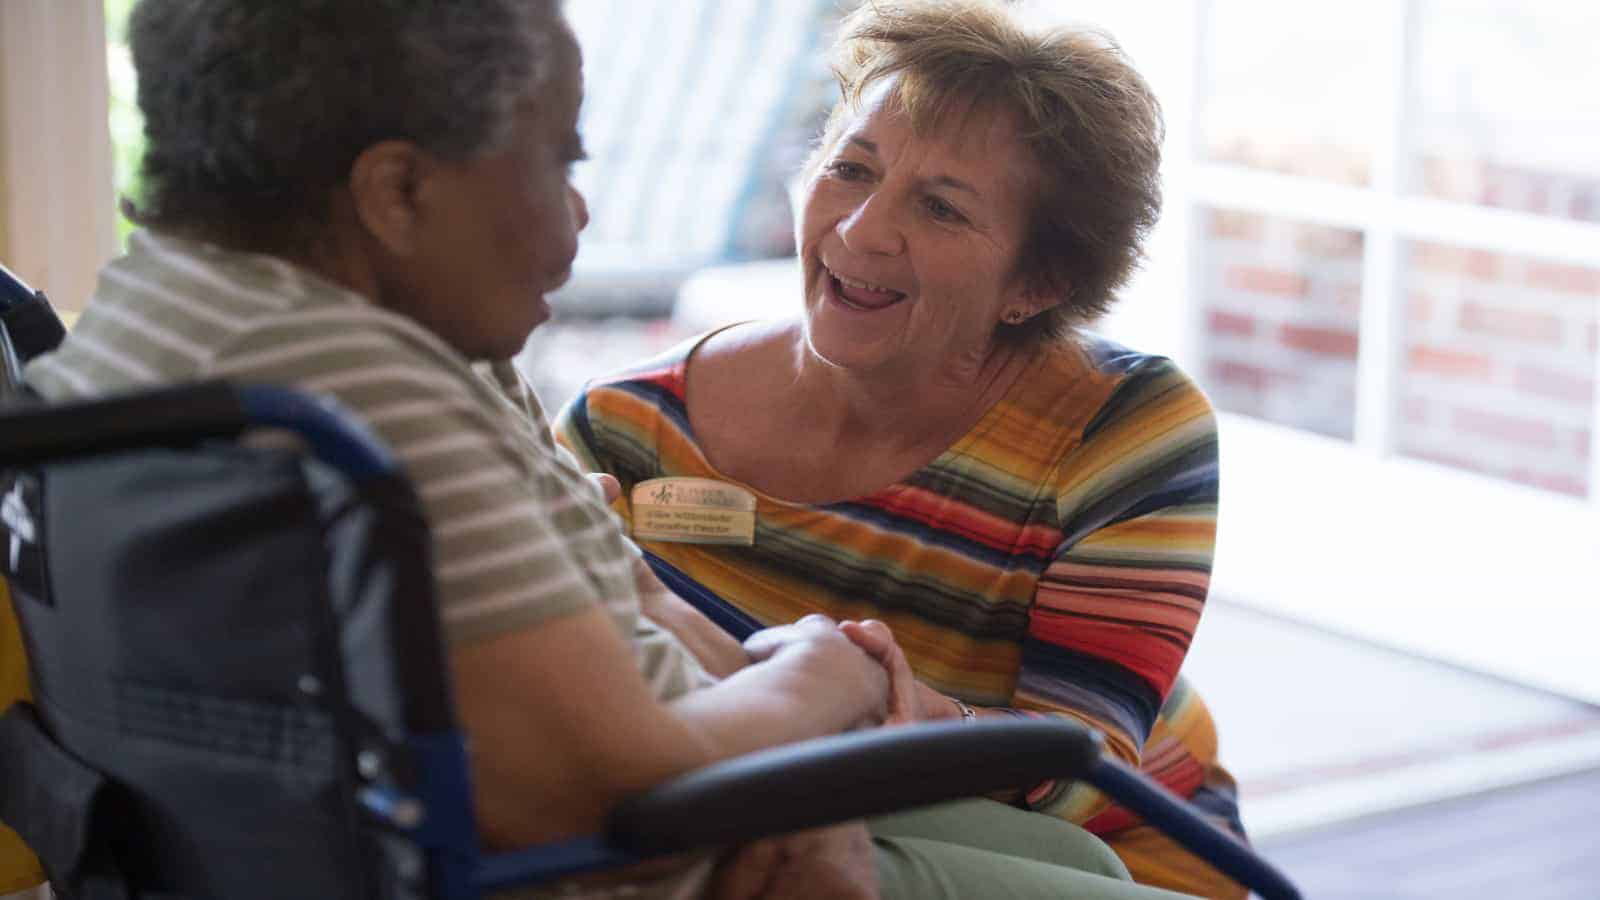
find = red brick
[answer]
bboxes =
[1505,468,1587,498]
[1209,210,1265,241]
[1408,345,1494,380]
[1452,408,1559,449]
[1408,291,1434,324]
[1459,302,1563,345]
[1280,324,1360,358]
[1294,225,1364,261]
[1513,364,1595,407]
[1207,310,1256,338]
[1224,265,1309,299]
[1410,242,1502,281]
[1525,261,1600,295]
[1209,360,1274,392]
[1405,447,1493,476]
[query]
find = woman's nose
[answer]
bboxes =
[836,195,903,256]
[569,185,590,233]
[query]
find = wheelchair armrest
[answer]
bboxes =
[607,719,1100,852]
[609,718,1301,900]
[476,720,1096,892]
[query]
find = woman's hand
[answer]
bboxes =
[836,619,963,725]
[742,614,891,730]
[585,472,622,504]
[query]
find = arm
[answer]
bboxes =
[633,552,752,679]
[1012,357,1219,821]
[212,328,889,848]
[840,359,1219,822]
[555,389,750,678]
[454,608,888,848]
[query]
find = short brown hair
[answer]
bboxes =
[809,0,1163,343]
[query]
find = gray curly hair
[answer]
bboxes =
[126,0,563,248]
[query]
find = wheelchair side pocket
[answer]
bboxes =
[0,702,125,895]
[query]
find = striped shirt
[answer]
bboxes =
[26,230,717,898]
[557,329,1223,825]
[26,229,708,694]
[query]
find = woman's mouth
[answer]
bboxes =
[827,268,906,311]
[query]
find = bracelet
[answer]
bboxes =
[952,698,977,724]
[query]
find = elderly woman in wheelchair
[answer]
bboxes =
[0,1,1301,898]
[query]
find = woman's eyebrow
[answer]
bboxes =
[847,136,982,197]
[846,136,879,156]
[926,174,981,197]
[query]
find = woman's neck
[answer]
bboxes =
[788,327,1033,456]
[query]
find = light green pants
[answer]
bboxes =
[870,799,1196,899]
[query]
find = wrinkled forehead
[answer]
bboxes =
[835,73,1032,162]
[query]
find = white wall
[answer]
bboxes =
[0,0,118,312]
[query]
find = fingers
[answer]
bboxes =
[743,614,839,662]
[585,472,622,504]
[837,619,895,660]
[710,838,783,900]
[837,620,924,725]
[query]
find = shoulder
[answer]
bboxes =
[1071,333,1215,439]
[1048,335,1219,524]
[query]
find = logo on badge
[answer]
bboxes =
[631,477,757,546]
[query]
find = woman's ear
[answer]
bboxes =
[1010,290,1064,324]
[347,140,429,257]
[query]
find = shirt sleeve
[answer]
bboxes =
[1013,355,1220,821]
[552,386,606,470]
[209,319,603,645]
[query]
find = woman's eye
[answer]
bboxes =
[925,195,964,223]
[828,161,870,181]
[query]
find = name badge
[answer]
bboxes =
[631,477,757,546]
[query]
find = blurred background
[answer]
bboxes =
[3,1,1598,895]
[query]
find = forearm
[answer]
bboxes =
[669,637,885,758]
[633,555,748,679]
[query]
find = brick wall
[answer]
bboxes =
[1401,243,1596,498]
[1198,209,1597,499]
[1199,211,1365,441]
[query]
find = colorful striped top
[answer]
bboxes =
[556,328,1222,824]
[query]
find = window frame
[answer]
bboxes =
[1179,0,1600,509]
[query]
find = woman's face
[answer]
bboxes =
[797,81,1041,380]
[396,29,590,360]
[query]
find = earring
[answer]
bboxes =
[1004,310,1027,324]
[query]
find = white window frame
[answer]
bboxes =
[1179,0,1600,510]
[1154,0,1600,703]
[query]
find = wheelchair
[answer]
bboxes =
[0,263,1301,899]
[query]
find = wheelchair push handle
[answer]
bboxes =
[0,261,39,311]
[0,381,398,481]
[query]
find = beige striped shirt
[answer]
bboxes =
[26,230,708,696]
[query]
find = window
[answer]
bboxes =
[1183,1,1600,503]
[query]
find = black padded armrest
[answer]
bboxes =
[0,381,247,466]
[606,719,1100,852]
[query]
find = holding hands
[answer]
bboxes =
[745,614,965,727]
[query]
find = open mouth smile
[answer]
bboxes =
[826,267,907,311]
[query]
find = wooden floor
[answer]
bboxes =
[1257,767,1600,899]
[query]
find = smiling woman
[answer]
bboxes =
[557,0,1244,896]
